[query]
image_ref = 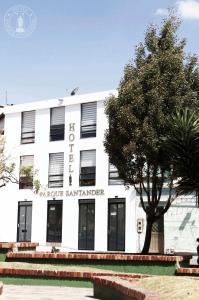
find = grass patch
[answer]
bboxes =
[6,258,177,275]
[0,253,7,262]
[88,261,176,275]
[0,275,92,287]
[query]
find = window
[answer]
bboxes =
[109,163,123,185]
[48,153,64,188]
[81,102,97,138]
[19,155,34,189]
[79,150,96,186]
[78,199,95,250]
[50,107,65,141]
[21,111,35,144]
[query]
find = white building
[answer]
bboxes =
[0,90,198,253]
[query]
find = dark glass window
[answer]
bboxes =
[19,155,34,189]
[50,107,65,141]
[48,153,64,188]
[79,150,96,186]
[47,200,63,243]
[108,163,123,185]
[81,102,97,138]
[78,199,95,250]
[21,111,35,144]
[108,199,125,251]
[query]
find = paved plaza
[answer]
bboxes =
[1,285,98,300]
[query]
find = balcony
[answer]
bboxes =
[50,124,65,141]
[48,174,64,188]
[81,124,96,138]
[21,131,35,144]
[79,167,96,186]
[19,176,33,189]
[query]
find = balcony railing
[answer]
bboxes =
[19,176,33,189]
[79,167,96,186]
[81,124,96,138]
[50,124,65,141]
[48,174,64,188]
[21,131,35,144]
[109,171,124,185]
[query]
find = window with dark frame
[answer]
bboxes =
[78,199,95,250]
[79,150,96,186]
[108,163,124,185]
[108,198,125,251]
[50,107,65,141]
[19,155,34,189]
[81,102,97,138]
[21,111,35,144]
[48,152,64,188]
[47,200,63,243]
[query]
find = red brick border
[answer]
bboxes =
[0,242,39,249]
[92,276,163,300]
[0,268,147,279]
[6,252,187,262]
[176,267,199,275]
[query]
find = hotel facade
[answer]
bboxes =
[0,90,198,254]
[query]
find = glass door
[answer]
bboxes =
[47,200,63,243]
[17,201,32,242]
[108,199,125,251]
[78,200,95,250]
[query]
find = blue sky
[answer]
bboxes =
[1,0,199,104]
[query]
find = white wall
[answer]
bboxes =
[0,91,137,252]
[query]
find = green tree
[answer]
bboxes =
[0,135,17,187]
[0,132,41,193]
[167,109,199,202]
[104,14,199,254]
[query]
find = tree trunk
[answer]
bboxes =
[141,219,153,254]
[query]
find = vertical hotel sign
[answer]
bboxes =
[68,123,75,185]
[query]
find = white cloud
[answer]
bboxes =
[177,0,199,19]
[155,0,199,20]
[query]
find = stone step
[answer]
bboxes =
[176,267,199,276]
[6,252,189,262]
[0,266,145,280]
[0,243,39,251]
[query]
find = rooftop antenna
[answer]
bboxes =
[71,87,79,96]
[5,90,8,105]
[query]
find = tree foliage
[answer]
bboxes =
[167,109,199,198]
[104,14,199,253]
[0,135,17,187]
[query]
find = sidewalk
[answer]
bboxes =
[1,285,98,300]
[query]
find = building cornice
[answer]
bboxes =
[3,90,117,114]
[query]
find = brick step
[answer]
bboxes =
[0,267,145,280]
[92,276,163,300]
[6,252,189,262]
[176,267,199,276]
[0,242,39,250]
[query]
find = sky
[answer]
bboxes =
[1,0,199,104]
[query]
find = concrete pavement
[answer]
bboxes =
[1,285,99,300]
